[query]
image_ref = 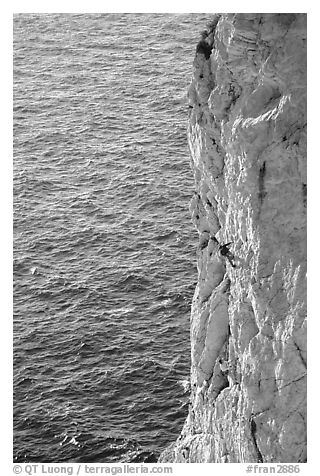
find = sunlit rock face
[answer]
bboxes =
[159,13,306,463]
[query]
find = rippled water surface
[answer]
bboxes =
[13,13,207,462]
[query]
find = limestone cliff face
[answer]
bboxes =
[160,13,307,463]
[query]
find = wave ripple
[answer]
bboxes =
[13,13,209,463]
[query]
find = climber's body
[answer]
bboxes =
[219,242,236,268]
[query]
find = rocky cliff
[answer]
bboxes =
[159,13,307,463]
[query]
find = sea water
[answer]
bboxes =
[13,13,209,462]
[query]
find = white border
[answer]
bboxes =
[4,3,316,474]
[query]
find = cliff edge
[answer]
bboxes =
[159,13,307,463]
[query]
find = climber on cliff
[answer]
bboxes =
[182,447,190,460]
[219,242,236,268]
[218,358,229,373]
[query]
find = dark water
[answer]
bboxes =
[13,13,208,462]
